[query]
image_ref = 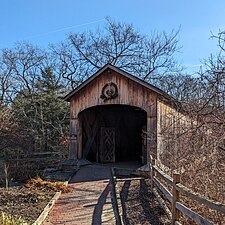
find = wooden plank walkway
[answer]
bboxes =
[43,165,118,225]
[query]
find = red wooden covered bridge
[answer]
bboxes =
[64,64,174,165]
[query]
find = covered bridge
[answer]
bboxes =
[64,64,174,165]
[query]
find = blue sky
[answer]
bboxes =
[1,0,225,74]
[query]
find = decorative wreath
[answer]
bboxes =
[100,82,118,101]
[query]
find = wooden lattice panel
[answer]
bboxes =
[100,127,115,163]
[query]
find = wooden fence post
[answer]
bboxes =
[151,158,155,192]
[172,173,181,225]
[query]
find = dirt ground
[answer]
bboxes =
[0,185,55,224]
[116,177,171,225]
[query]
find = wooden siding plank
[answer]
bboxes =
[69,69,159,161]
[72,71,157,114]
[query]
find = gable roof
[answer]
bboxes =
[64,63,173,102]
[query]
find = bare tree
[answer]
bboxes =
[0,42,70,153]
[0,105,30,154]
[1,42,46,98]
[157,31,225,224]
[0,53,14,105]
[51,18,181,88]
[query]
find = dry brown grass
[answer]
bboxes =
[157,108,225,224]
[24,177,69,193]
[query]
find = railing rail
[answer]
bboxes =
[149,157,225,225]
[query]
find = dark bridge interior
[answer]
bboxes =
[79,105,147,163]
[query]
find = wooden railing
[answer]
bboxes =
[3,151,63,174]
[149,157,225,225]
[6,151,62,162]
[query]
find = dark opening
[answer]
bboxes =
[79,105,147,163]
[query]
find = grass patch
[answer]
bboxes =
[0,212,28,225]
